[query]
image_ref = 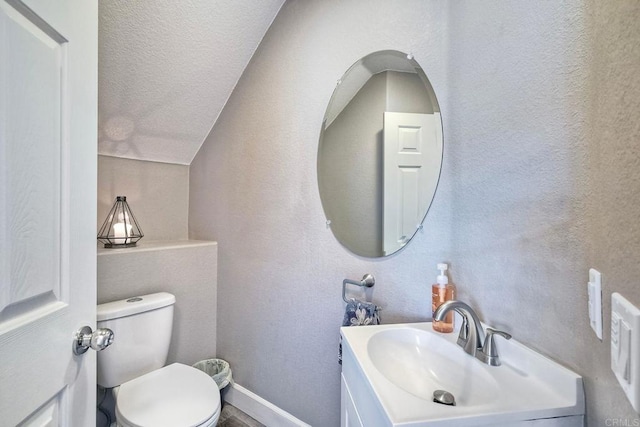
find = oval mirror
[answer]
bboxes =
[318,50,443,258]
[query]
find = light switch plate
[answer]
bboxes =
[588,269,602,340]
[611,292,640,413]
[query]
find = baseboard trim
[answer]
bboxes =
[224,383,311,427]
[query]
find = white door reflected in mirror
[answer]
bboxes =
[382,112,442,255]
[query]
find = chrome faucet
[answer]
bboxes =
[433,300,485,357]
[433,300,512,366]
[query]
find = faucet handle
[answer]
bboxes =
[456,311,469,348]
[478,327,512,366]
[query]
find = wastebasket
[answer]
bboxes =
[192,358,233,390]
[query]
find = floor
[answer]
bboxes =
[218,404,265,427]
[99,396,263,427]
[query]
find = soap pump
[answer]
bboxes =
[432,263,456,333]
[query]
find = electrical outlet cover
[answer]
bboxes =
[611,292,640,413]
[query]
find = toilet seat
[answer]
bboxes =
[116,363,221,427]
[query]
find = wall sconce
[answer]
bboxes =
[97,196,144,248]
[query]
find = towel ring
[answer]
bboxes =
[342,274,375,303]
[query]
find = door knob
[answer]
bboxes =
[73,326,114,355]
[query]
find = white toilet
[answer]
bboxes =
[97,292,221,427]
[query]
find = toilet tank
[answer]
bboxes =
[97,292,176,388]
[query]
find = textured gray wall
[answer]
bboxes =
[190,2,451,425]
[98,155,189,241]
[97,241,218,366]
[189,1,640,426]
[583,0,640,423]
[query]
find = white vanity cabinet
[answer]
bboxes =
[341,342,388,427]
[341,374,363,427]
[340,323,585,427]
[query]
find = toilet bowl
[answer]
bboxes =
[97,293,220,427]
[115,363,220,427]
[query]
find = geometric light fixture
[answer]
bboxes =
[97,196,144,248]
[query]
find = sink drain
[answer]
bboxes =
[433,389,456,406]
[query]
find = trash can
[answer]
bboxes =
[192,358,233,390]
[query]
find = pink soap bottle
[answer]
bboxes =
[432,263,456,333]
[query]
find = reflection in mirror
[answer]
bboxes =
[318,50,443,258]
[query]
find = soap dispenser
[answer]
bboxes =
[432,263,456,333]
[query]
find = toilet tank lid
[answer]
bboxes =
[97,292,176,321]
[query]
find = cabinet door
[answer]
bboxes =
[341,374,364,427]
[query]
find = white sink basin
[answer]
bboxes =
[368,328,499,407]
[341,322,585,426]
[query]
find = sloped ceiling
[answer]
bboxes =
[98,0,285,165]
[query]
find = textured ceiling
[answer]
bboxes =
[98,0,285,165]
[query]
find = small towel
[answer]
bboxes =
[338,299,381,364]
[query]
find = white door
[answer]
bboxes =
[0,0,97,425]
[383,112,442,255]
